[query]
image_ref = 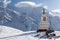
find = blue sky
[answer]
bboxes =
[10,0,60,10]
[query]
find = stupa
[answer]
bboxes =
[37,8,55,36]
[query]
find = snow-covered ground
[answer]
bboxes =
[0,25,23,38]
[0,26,60,40]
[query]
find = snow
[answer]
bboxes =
[0,25,23,38]
[0,30,60,40]
[3,0,11,8]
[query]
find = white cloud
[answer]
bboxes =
[52,9,60,13]
[51,9,60,17]
[15,1,37,7]
[3,0,11,8]
[15,1,48,9]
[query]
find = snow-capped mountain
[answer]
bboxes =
[14,1,60,31]
[0,1,60,32]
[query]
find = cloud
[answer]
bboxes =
[51,9,60,17]
[3,0,11,8]
[52,9,60,13]
[15,1,48,9]
[15,1,37,7]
